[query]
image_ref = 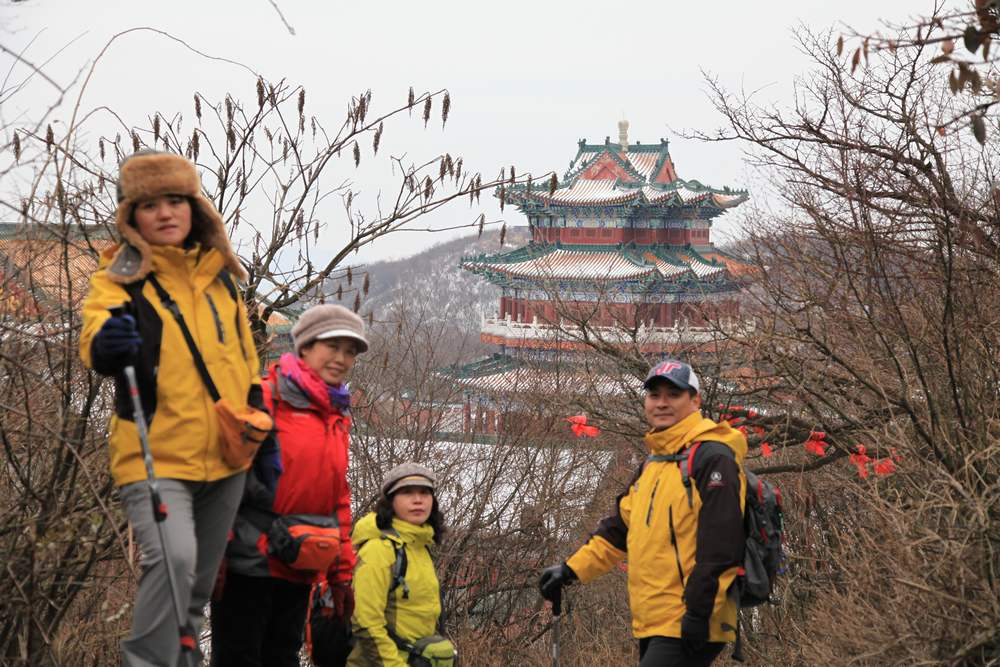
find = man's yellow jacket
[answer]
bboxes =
[567,411,747,642]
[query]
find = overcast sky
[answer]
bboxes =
[4,0,922,262]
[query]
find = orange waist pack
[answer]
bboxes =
[267,514,342,572]
[215,398,273,468]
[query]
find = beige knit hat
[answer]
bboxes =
[382,462,436,496]
[292,304,369,355]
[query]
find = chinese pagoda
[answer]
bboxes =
[449,123,750,429]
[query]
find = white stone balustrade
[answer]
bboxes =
[480,314,751,344]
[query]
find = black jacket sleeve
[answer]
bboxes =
[589,460,645,552]
[683,442,744,619]
[591,491,629,552]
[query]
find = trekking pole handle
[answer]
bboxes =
[110,306,166,523]
[552,586,562,617]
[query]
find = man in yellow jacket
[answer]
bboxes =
[540,360,747,666]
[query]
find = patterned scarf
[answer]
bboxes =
[277,353,350,413]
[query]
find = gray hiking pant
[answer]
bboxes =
[119,473,245,667]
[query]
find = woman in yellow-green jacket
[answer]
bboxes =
[348,463,455,667]
[79,150,264,666]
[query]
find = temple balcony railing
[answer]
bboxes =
[480,314,753,344]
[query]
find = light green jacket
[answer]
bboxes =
[348,513,440,666]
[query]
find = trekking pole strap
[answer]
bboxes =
[731,610,745,662]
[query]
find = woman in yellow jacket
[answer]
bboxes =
[348,463,454,666]
[79,150,263,666]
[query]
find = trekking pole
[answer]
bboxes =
[551,587,562,667]
[113,307,197,666]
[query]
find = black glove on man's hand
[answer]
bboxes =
[538,563,577,602]
[680,612,710,655]
[91,313,141,375]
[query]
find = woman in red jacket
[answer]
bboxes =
[211,304,366,667]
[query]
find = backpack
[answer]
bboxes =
[650,441,784,607]
[306,580,354,667]
[737,469,783,607]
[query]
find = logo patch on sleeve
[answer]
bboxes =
[707,470,725,488]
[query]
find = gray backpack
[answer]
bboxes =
[737,469,783,607]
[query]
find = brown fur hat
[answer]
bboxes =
[107,150,247,284]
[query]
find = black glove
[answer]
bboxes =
[538,563,576,602]
[680,612,710,656]
[91,313,141,375]
[248,384,265,410]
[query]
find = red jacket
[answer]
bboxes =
[226,354,356,584]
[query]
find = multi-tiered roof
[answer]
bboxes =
[453,127,750,395]
[505,136,746,212]
[464,243,751,287]
[463,132,748,293]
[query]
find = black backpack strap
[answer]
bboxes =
[147,274,222,402]
[121,276,146,303]
[115,277,161,422]
[265,374,280,415]
[380,529,415,654]
[691,441,736,472]
[647,453,687,463]
[388,537,409,600]
[435,545,446,634]
[648,441,735,508]
[648,447,700,508]
[374,529,408,599]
